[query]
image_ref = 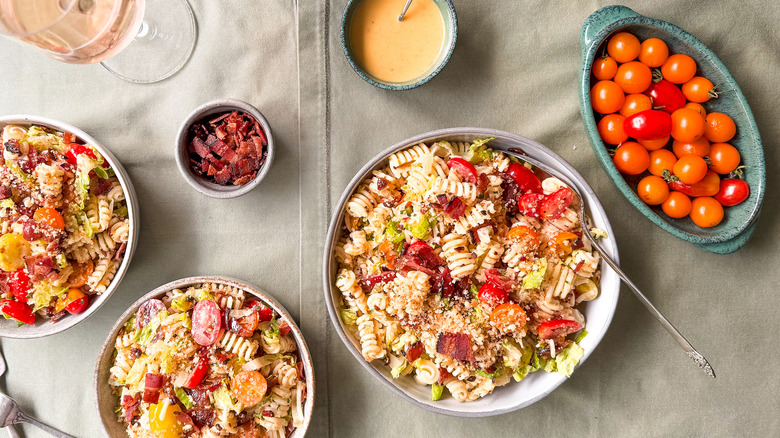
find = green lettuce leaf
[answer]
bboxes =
[114,205,128,218]
[431,383,444,401]
[133,310,168,345]
[24,126,66,152]
[468,138,496,164]
[522,258,548,289]
[555,342,585,378]
[31,280,68,312]
[174,387,194,410]
[383,220,405,244]
[213,384,242,411]
[340,309,357,326]
[0,199,14,209]
[171,295,195,312]
[574,330,588,344]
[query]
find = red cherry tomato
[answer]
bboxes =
[246,299,274,322]
[623,110,672,140]
[405,240,443,270]
[643,79,686,114]
[183,352,210,389]
[477,282,509,307]
[668,170,720,197]
[447,157,478,184]
[518,193,545,218]
[65,290,89,314]
[191,299,222,346]
[8,269,30,302]
[0,299,35,325]
[538,319,583,340]
[715,179,749,207]
[64,144,96,165]
[505,163,542,194]
[540,188,575,220]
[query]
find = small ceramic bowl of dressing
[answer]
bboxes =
[342,0,457,90]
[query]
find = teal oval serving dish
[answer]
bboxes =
[341,0,457,90]
[578,6,765,253]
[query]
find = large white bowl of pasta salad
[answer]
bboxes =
[95,277,314,437]
[324,127,620,416]
[0,115,138,338]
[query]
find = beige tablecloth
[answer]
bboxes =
[2,0,780,436]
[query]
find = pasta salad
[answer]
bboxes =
[110,283,306,437]
[0,124,129,325]
[334,139,602,402]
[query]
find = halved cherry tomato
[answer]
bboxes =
[591,80,625,114]
[638,135,670,151]
[643,79,686,114]
[58,288,88,314]
[597,114,628,145]
[64,144,96,165]
[191,299,222,346]
[708,143,741,175]
[551,232,579,256]
[490,303,527,330]
[661,54,697,84]
[246,299,274,322]
[613,142,649,175]
[715,179,749,207]
[66,260,94,288]
[668,170,720,197]
[33,207,65,230]
[624,110,672,140]
[648,149,677,177]
[620,93,653,118]
[447,157,478,184]
[607,32,640,63]
[704,113,736,143]
[540,188,574,220]
[505,163,542,194]
[682,77,716,103]
[8,269,30,302]
[227,307,259,337]
[183,352,209,389]
[670,108,705,142]
[614,61,652,94]
[689,197,724,228]
[673,155,708,185]
[662,191,692,218]
[672,137,710,159]
[478,282,509,307]
[538,319,582,340]
[507,225,539,249]
[638,38,669,67]
[63,132,77,144]
[637,175,669,206]
[684,102,706,117]
[518,193,544,218]
[232,370,268,406]
[592,56,618,80]
[0,299,35,325]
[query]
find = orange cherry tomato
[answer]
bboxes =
[598,114,628,145]
[590,80,625,114]
[670,108,706,142]
[648,149,677,177]
[704,112,736,143]
[614,61,653,94]
[620,93,653,118]
[607,32,641,63]
[506,225,539,248]
[682,76,716,103]
[592,56,618,80]
[662,191,692,218]
[673,155,708,185]
[684,102,706,117]
[637,175,670,206]
[33,207,65,230]
[232,370,268,406]
[672,137,711,158]
[613,142,649,175]
[490,303,527,330]
[638,135,670,151]
[638,38,669,67]
[689,197,724,228]
[551,231,579,256]
[708,142,741,175]
[661,54,697,84]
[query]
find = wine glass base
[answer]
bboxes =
[101,0,197,84]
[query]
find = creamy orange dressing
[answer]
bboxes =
[350,0,445,83]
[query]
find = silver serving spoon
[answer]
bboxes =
[0,393,75,438]
[505,148,715,378]
[0,348,19,438]
[397,0,413,21]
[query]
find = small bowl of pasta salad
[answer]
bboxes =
[0,115,138,338]
[95,277,314,438]
[324,128,620,416]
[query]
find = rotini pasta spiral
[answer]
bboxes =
[441,233,477,280]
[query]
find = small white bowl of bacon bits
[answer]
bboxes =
[175,99,274,199]
[0,115,138,339]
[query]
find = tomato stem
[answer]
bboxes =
[708,87,719,99]
[651,69,664,83]
[661,169,680,182]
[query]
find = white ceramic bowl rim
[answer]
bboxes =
[93,276,315,437]
[0,114,139,339]
[174,98,275,199]
[322,127,621,417]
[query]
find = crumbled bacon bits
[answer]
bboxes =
[436,332,475,362]
[187,111,268,186]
